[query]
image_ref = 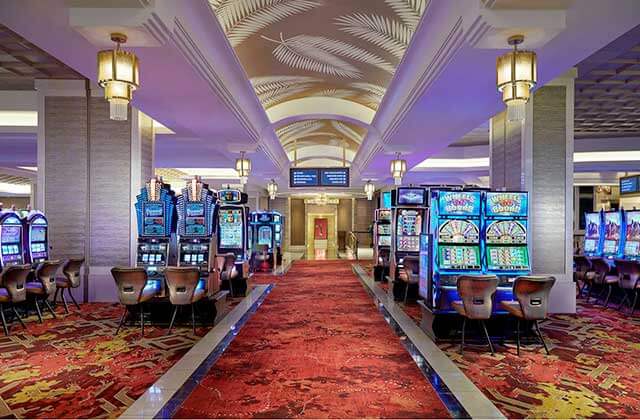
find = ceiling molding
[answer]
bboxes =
[266,97,375,126]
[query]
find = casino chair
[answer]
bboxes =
[500,276,556,355]
[54,258,85,314]
[613,259,640,315]
[398,256,419,304]
[0,264,31,335]
[218,253,240,297]
[589,257,618,306]
[26,260,62,322]
[111,267,155,337]
[165,267,205,335]
[573,255,592,298]
[254,245,270,272]
[452,275,499,355]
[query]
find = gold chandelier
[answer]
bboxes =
[364,180,375,200]
[267,179,278,200]
[97,33,139,121]
[390,153,407,186]
[235,151,251,185]
[496,35,537,122]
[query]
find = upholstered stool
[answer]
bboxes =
[111,267,155,337]
[0,264,31,335]
[26,260,62,322]
[573,255,592,298]
[165,267,205,335]
[500,276,556,355]
[614,259,640,315]
[452,275,499,355]
[398,256,419,304]
[54,258,84,313]
[219,253,239,297]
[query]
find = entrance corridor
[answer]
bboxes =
[173,260,450,418]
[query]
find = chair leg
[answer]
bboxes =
[167,305,178,335]
[459,318,466,354]
[631,290,639,316]
[0,304,9,336]
[60,290,69,314]
[516,319,520,356]
[115,307,128,336]
[586,284,593,303]
[11,306,26,329]
[68,289,81,310]
[618,290,630,311]
[403,282,409,304]
[228,278,235,298]
[534,320,550,355]
[480,320,494,355]
[191,304,196,335]
[604,284,613,308]
[53,288,60,305]
[34,299,43,323]
[43,299,57,319]
[140,304,145,337]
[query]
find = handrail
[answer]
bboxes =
[347,231,359,260]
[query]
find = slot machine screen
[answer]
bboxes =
[604,212,621,241]
[584,238,598,254]
[485,192,528,217]
[143,203,165,236]
[382,191,392,209]
[397,188,426,206]
[258,226,272,246]
[378,235,391,247]
[625,211,640,242]
[378,209,392,222]
[396,209,422,252]
[485,220,527,244]
[438,245,481,270]
[274,214,281,223]
[219,208,243,248]
[220,190,242,203]
[1,225,21,244]
[438,191,481,216]
[603,240,618,255]
[31,226,47,242]
[624,241,640,257]
[438,219,479,244]
[585,212,602,239]
[486,246,529,271]
[377,224,391,235]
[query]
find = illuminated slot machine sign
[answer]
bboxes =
[0,212,24,267]
[624,210,640,259]
[24,211,49,263]
[396,209,422,252]
[583,212,603,256]
[435,191,482,271]
[376,209,392,247]
[484,192,529,273]
[219,208,244,249]
[258,226,273,246]
[603,211,622,258]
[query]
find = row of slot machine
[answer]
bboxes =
[0,209,49,269]
[583,209,640,260]
[249,211,284,267]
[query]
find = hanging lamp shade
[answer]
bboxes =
[97,33,139,121]
[235,152,251,185]
[267,179,278,199]
[496,35,537,122]
[364,181,375,200]
[390,154,407,186]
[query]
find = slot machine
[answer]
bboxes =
[583,211,604,256]
[134,177,176,295]
[249,211,283,270]
[623,210,640,260]
[603,210,623,259]
[176,177,218,296]
[389,187,428,299]
[426,190,483,314]
[273,212,284,263]
[483,192,530,295]
[0,211,25,268]
[23,210,49,264]
[372,208,392,281]
[216,189,250,285]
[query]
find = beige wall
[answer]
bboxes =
[290,198,305,246]
[354,198,375,246]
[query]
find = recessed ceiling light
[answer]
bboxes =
[0,111,37,126]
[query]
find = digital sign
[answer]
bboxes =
[290,168,350,187]
[620,175,640,195]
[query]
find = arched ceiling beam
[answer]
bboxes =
[267,97,375,128]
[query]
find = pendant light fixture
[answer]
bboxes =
[97,33,139,121]
[364,180,375,200]
[390,153,407,186]
[496,34,537,122]
[235,151,251,185]
[267,179,278,199]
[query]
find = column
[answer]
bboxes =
[489,70,576,313]
[36,80,154,303]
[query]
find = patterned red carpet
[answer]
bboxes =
[0,303,209,418]
[174,260,450,419]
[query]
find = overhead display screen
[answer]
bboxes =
[620,175,640,195]
[290,168,350,187]
[397,188,426,206]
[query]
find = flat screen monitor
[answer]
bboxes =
[219,190,242,203]
[186,202,204,217]
[382,191,392,209]
[397,188,426,206]
[397,209,422,237]
[625,211,640,242]
[378,235,391,247]
[625,240,640,257]
[258,226,272,246]
[377,209,392,222]
[485,220,527,245]
[485,192,528,217]
[377,224,391,235]
[604,212,621,240]
[320,168,349,187]
[31,226,47,243]
[219,208,243,249]
[290,168,319,187]
[438,245,481,270]
[486,246,529,271]
[185,217,206,235]
[603,239,618,255]
[1,225,21,244]
[584,238,598,254]
[438,191,481,216]
[585,213,602,239]
[438,219,480,244]
[144,203,164,217]
[620,175,639,195]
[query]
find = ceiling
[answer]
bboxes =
[209,0,427,167]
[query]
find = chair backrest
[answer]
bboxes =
[111,267,148,306]
[614,259,640,290]
[513,276,556,320]
[456,275,499,320]
[63,257,85,288]
[35,260,62,296]
[573,255,591,273]
[257,245,269,254]
[165,267,200,305]
[378,248,389,265]
[590,257,610,282]
[0,264,31,303]
[402,256,419,275]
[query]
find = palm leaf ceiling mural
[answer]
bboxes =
[209,0,427,167]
